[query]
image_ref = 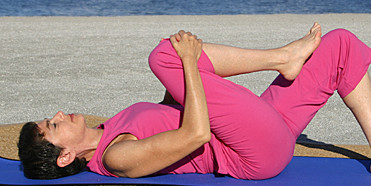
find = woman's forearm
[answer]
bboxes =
[181,56,211,142]
[169,31,211,143]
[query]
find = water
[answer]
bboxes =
[1,0,371,16]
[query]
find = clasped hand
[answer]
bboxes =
[170,30,203,64]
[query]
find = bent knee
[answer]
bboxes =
[148,39,181,74]
[325,28,357,42]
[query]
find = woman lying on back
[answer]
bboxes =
[18,23,371,179]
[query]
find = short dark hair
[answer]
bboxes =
[18,122,87,179]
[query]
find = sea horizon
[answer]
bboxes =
[1,0,371,16]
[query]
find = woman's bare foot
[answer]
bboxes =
[278,22,322,81]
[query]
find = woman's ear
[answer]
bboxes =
[56,149,76,168]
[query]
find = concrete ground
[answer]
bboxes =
[0,14,370,145]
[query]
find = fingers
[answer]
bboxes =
[169,30,203,61]
[170,35,178,46]
[170,30,199,42]
[182,31,197,40]
[177,30,193,38]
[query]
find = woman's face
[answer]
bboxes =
[37,111,87,149]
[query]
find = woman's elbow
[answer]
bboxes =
[203,132,211,143]
[192,129,211,145]
[181,120,211,145]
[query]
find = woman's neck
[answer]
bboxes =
[76,127,104,161]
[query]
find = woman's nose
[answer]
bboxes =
[52,111,65,121]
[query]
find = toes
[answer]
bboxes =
[309,23,321,37]
[310,22,321,33]
[313,23,321,31]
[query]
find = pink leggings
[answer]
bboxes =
[149,29,371,179]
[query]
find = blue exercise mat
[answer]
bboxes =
[0,156,370,185]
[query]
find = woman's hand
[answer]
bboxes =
[170,30,203,64]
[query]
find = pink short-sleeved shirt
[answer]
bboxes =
[87,102,215,177]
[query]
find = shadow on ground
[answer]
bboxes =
[297,134,370,171]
